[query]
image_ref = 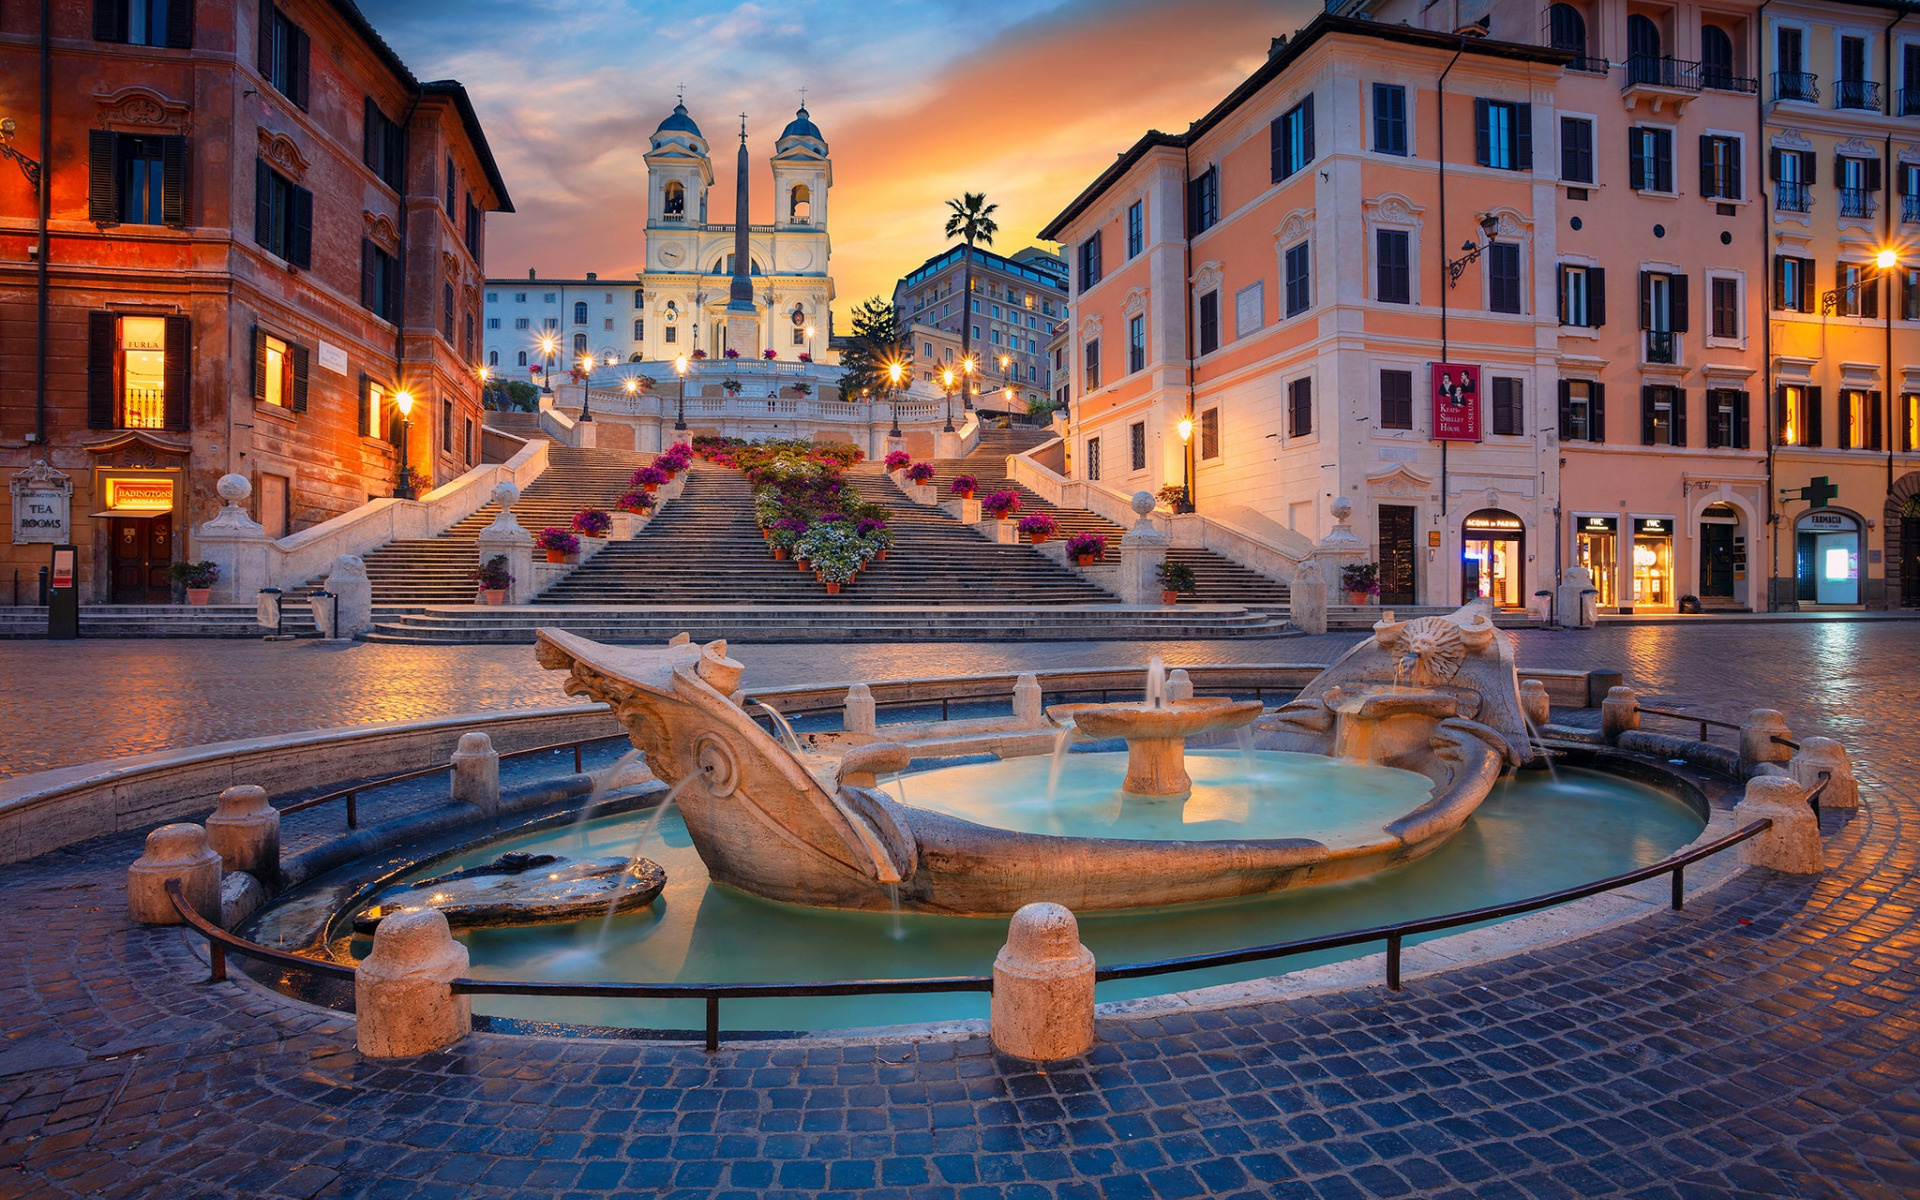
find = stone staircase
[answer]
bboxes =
[0,604,321,639]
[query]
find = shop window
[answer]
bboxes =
[1462,510,1526,607]
[1575,516,1617,607]
[1631,518,1674,607]
[1777,384,1821,446]
[1796,511,1861,604]
[103,315,179,429]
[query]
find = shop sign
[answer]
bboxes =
[1799,510,1856,531]
[10,462,73,544]
[1464,514,1524,533]
[51,546,75,588]
[1579,516,1617,533]
[1430,363,1482,442]
[1633,518,1671,537]
[105,478,174,511]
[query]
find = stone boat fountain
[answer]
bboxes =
[532,601,1525,917]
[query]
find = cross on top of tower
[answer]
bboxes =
[676,83,684,104]
[739,113,748,144]
[798,86,807,107]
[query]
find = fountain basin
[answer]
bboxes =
[1047,697,1266,798]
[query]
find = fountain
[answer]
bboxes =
[1047,697,1263,798]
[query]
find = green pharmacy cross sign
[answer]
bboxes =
[1781,476,1839,509]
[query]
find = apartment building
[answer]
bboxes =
[892,245,1067,413]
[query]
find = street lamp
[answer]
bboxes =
[577,354,595,422]
[1177,414,1194,513]
[538,335,558,395]
[886,359,905,438]
[1821,247,1902,314]
[1446,214,1502,289]
[393,389,415,499]
[805,323,815,361]
[941,366,957,432]
[961,354,976,412]
[674,353,689,432]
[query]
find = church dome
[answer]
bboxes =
[655,102,703,139]
[780,106,825,147]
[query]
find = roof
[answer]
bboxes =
[780,106,825,145]
[1038,12,1571,240]
[655,102,705,139]
[895,244,1070,293]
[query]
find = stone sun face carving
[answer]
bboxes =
[1371,607,1496,688]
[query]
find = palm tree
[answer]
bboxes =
[943,192,999,396]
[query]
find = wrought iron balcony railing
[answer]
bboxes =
[1901,87,1920,116]
[1645,330,1677,364]
[1772,71,1819,103]
[1775,181,1812,213]
[1626,54,1699,90]
[1565,55,1611,75]
[1838,188,1877,220]
[1834,79,1882,110]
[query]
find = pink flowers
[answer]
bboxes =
[950,475,978,497]
[884,450,911,471]
[904,463,935,484]
[981,490,1023,519]
[798,352,812,363]
[571,508,612,538]
[1016,513,1058,538]
[724,348,740,359]
[535,527,580,554]
[763,349,778,360]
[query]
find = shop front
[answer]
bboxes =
[1461,509,1525,608]
[1795,509,1862,606]
[1629,517,1675,611]
[89,470,181,604]
[1573,515,1618,609]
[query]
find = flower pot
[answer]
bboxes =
[825,581,841,595]
[877,548,888,561]
[960,489,975,500]
[644,483,658,493]
[1031,533,1049,545]
[797,559,809,571]
[1077,554,1095,567]
[546,549,565,563]
[628,506,648,516]
[185,588,211,606]
[773,547,788,561]
[1346,591,1369,605]
[1162,590,1178,605]
[484,589,506,605]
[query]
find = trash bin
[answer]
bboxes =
[1529,590,1553,623]
[257,587,282,635]
[309,589,337,639]
[1578,588,1600,628]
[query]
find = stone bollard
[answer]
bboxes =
[1519,679,1551,728]
[1733,775,1823,874]
[1289,560,1328,635]
[450,732,500,816]
[990,902,1096,1061]
[1739,709,1794,777]
[1012,673,1043,726]
[205,785,280,878]
[1600,686,1639,743]
[127,823,223,925]
[1787,736,1858,811]
[844,683,877,737]
[1165,669,1194,702]
[355,908,472,1058]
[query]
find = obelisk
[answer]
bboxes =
[724,114,758,357]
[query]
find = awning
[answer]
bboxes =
[89,505,171,518]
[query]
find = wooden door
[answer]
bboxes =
[1378,505,1417,605]
[1699,524,1734,596]
[110,514,173,603]
[1901,520,1920,607]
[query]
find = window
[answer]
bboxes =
[1129,421,1147,471]
[86,313,188,430]
[1906,43,1920,115]
[1474,99,1533,171]
[1084,339,1101,389]
[1488,242,1523,314]
[1085,437,1101,481]
[517,351,527,366]
[1776,28,1814,100]
[633,289,645,309]
[663,326,677,344]
[633,319,644,339]
[1376,229,1411,304]
[542,317,557,332]
[1126,201,1144,258]
[663,180,686,218]
[572,332,586,355]
[789,182,810,222]
[1188,166,1219,235]
[1200,408,1219,460]
[442,399,454,453]
[466,313,476,359]
[1699,135,1742,199]
[1641,385,1684,446]
[1560,117,1594,184]
[1284,242,1311,317]
[88,132,186,227]
[251,327,307,413]
[1838,36,1871,109]
[1272,96,1315,182]
[1235,282,1264,338]
[1288,377,1313,437]
[1839,388,1882,449]
[1626,14,1662,80]
[1380,370,1413,429]
[1548,4,1586,55]
[1128,314,1145,373]
[1710,277,1739,339]
[1372,84,1407,155]
[465,196,481,257]
[258,3,309,108]
[363,100,405,191]
[1704,388,1750,448]
[360,377,388,440]
[514,317,529,330]
[1490,377,1524,436]
[573,301,588,325]
[1777,384,1820,446]
[487,349,497,365]
[1077,233,1103,289]
[361,240,399,321]
[1558,264,1605,327]
[971,299,981,314]
[1902,265,1920,320]
[464,417,474,465]
[1837,154,1881,219]
[1558,379,1604,441]
[444,156,455,216]
[1700,25,1736,90]
[604,318,614,331]
[95,0,192,45]
[1628,126,1673,191]
[253,159,311,267]
[1774,254,1814,311]
[1639,271,1687,364]
[1198,291,1219,355]
[1834,262,1879,318]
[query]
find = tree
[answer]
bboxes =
[837,297,908,402]
[943,192,998,383]
[483,379,540,412]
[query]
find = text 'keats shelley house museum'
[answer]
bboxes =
[0,0,509,602]
[1042,0,1918,613]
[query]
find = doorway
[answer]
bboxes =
[1699,505,1736,599]
[110,513,173,603]
[1461,509,1525,607]
[1795,510,1861,605]
[1902,517,1920,608]
[1378,505,1417,605]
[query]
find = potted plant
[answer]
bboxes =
[981,490,1023,520]
[904,462,935,485]
[171,560,219,605]
[793,381,813,397]
[1156,484,1187,511]
[471,555,513,604]
[722,377,743,396]
[536,527,580,563]
[571,508,612,539]
[1340,561,1381,606]
[1017,513,1059,544]
[763,349,777,360]
[856,516,891,561]
[1157,559,1196,605]
[724,348,740,360]
[1066,532,1107,566]
[884,450,911,472]
[691,349,707,360]
[950,475,978,500]
[618,489,656,515]
[631,465,669,493]
[798,352,812,363]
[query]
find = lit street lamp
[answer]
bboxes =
[674,353,690,432]
[577,354,595,422]
[1821,247,1902,314]
[1177,413,1194,513]
[805,323,816,361]
[393,389,415,499]
[538,335,558,394]
[886,359,905,438]
[941,366,957,433]
[961,354,976,412]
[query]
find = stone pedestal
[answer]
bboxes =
[318,555,373,638]
[986,518,1018,545]
[1740,709,1794,776]
[1116,492,1168,605]
[1600,686,1640,743]
[725,314,759,365]
[205,785,279,878]
[1519,680,1551,727]
[573,419,597,449]
[450,732,500,816]
[1311,496,1369,577]
[1787,736,1857,811]
[127,823,222,925]
[1165,669,1194,702]
[196,474,277,603]
[473,481,536,603]
[906,483,939,506]
[1734,775,1823,873]
[990,903,1095,1061]
[942,497,982,523]
[1288,561,1327,634]
[1556,566,1599,629]
[844,683,877,737]
[355,909,472,1058]
[1012,674,1043,726]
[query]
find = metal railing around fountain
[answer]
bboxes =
[277,733,633,828]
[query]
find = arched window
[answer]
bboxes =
[572,332,588,355]
[663,180,685,218]
[629,353,644,362]
[633,318,644,339]
[1700,24,1734,88]
[665,301,677,320]
[1547,4,1586,55]
[789,183,811,223]
[633,288,644,308]
[488,350,498,366]
[573,300,588,325]
[517,350,527,366]
[1626,14,1662,81]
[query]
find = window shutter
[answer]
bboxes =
[251,327,268,404]
[1700,135,1716,195]
[1591,382,1606,443]
[1840,391,1854,448]
[1807,386,1823,447]
[1558,379,1573,439]
[1514,103,1532,170]
[87,312,116,429]
[159,314,191,431]
[257,0,273,74]
[1672,388,1686,447]
[361,239,376,310]
[160,135,188,226]
[254,159,272,247]
[1589,267,1606,326]
[358,374,371,437]
[290,342,310,413]
[1474,98,1491,166]
[363,98,377,173]
[1270,117,1285,183]
[290,26,310,110]
[1706,392,1722,448]
[290,185,313,268]
[1800,258,1815,312]
[88,130,117,224]
[1769,147,1783,181]
[1734,390,1750,448]
[165,0,193,47]
[1870,391,1883,450]
[1670,275,1689,332]
[1301,95,1315,164]
[1865,157,1882,192]
[93,0,123,40]
[1655,133,1672,192]
[1728,144,1742,199]
[1641,386,1657,445]
[385,251,400,320]
[1638,270,1652,330]
[1776,386,1789,443]
[1629,129,1646,188]
[1556,267,1569,325]
[1834,153,1847,185]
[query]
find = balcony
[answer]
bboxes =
[1645,330,1677,364]
[1839,188,1877,220]
[1772,71,1819,103]
[1904,195,1919,225]
[1776,181,1812,213]
[1566,55,1611,75]
[1626,54,1698,90]
[1834,79,1882,110]
[1902,87,1920,116]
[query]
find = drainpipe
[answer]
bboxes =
[1882,5,1910,543]
[32,0,50,445]
[1757,0,1776,611]
[1437,39,1467,582]
[392,91,421,482]
[1183,130,1197,513]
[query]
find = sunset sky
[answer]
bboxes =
[359,0,1317,328]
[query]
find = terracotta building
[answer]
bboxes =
[893,245,1068,414]
[0,0,509,603]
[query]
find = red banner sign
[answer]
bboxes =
[1430,363,1482,442]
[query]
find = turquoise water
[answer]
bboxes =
[375,766,1701,1032]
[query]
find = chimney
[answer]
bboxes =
[527,268,535,280]
[587,271,598,281]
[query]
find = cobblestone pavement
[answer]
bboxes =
[4,625,1920,1198]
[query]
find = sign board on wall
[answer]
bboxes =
[316,340,350,376]
[104,478,174,511]
[1430,363,1481,442]
[10,461,72,545]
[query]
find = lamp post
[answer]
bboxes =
[538,335,558,395]
[577,354,595,422]
[886,360,905,438]
[961,354,976,413]
[941,366,956,433]
[1445,214,1502,289]
[674,353,689,432]
[1820,247,1900,314]
[805,323,815,362]
[393,389,415,499]
[1177,414,1194,513]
